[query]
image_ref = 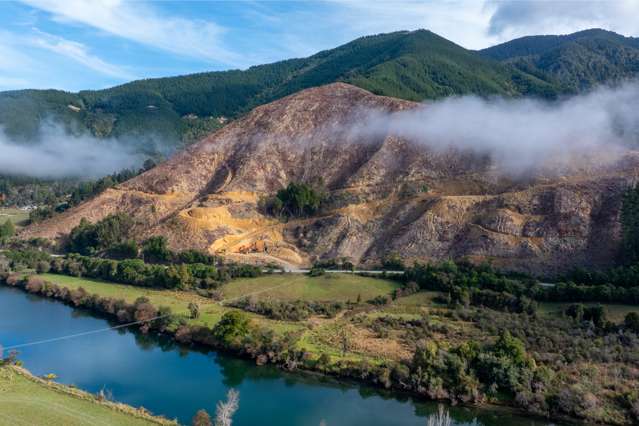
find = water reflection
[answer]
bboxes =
[0,286,557,426]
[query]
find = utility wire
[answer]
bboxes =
[2,313,173,351]
[2,276,302,351]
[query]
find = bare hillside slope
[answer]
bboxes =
[22,83,639,274]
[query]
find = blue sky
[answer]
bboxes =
[1,0,638,92]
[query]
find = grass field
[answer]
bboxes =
[222,273,400,302]
[0,366,173,426]
[0,208,29,227]
[38,273,240,329]
[37,272,398,333]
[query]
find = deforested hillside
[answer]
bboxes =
[21,82,639,274]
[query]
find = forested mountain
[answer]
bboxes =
[1,28,638,150]
[480,29,639,92]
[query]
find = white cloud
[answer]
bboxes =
[324,0,639,50]
[487,0,639,41]
[0,28,133,90]
[0,122,146,178]
[21,0,242,66]
[29,30,134,80]
[351,82,639,174]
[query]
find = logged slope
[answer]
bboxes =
[0,29,562,147]
[481,29,639,91]
[21,83,639,274]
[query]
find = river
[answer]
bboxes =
[0,286,558,426]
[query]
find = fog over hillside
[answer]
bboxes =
[3,82,639,180]
[0,123,167,179]
[352,81,639,174]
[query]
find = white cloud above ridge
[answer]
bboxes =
[21,0,243,66]
[487,0,639,41]
[29,29,135,80]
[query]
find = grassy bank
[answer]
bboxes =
[8,269,639,425]
[0,365,175,426]
[38,272,400,340]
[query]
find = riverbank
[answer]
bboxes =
[2,271,637,425]
[0,364,176,426]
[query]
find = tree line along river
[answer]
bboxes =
[0,285,559,426]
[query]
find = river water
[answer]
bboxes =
[0,286,557,425]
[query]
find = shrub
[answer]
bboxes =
[142,236,172,263]
[625,312,639,333]
[212,311,250,345]
[67,213,134,255]
[107,240,139,260]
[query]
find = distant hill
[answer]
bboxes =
[480,29,639,92]
[2,28,638,151]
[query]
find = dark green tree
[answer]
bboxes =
[275,182,323,217]
[142,236,172,263]
[212,311,251,345]
[624,312,639,333]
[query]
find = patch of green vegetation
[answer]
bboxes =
[0,366,174,426]
[538,301,639,322]
[260,182,326,218]
[0,208,28,227]
[39,273,201,315]
[222,273,400,302]
[3,257,637,425]
[36,273,306,333]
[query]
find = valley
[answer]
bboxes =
[2,16,639,426]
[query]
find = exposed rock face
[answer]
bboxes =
[21,83,639,275]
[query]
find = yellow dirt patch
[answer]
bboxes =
[181,206,275,231]
[212,191,261,203]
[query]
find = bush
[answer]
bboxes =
[212,311,251,345]
[35,261,51,274]
[228,298,345,321]
[107,240,139,260]
[368,295,391,306]
[308,267,325,277]
[565,304,607,328]
[624,312,639,333]
[67,213,134,255]
[142,236,172,263]
[262,182,325,218]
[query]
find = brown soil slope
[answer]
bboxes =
[22,83,639,274]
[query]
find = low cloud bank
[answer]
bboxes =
[0,123,162,179]
[352,82,639,174]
